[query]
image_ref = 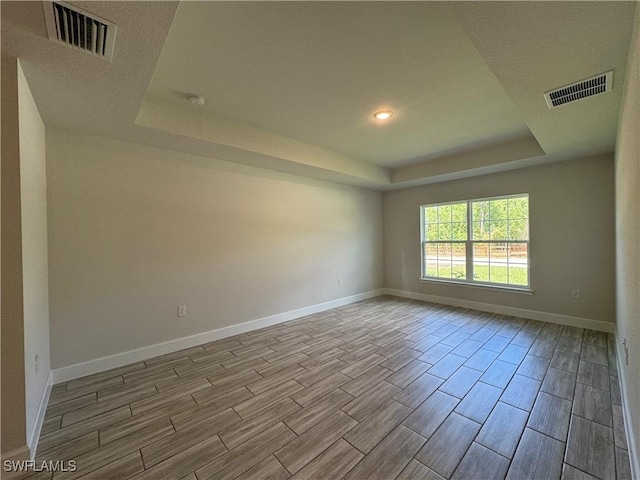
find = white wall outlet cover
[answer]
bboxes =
[177,305,187,317]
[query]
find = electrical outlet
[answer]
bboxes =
[623,338,629,365]
[35,354,39,375]
[338,278,343,286]
[571,289,580,299]
[177,305,187,317]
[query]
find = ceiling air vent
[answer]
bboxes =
[43,1,117,61]
[544,71,613,109]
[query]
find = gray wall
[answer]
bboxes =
[46,129,384,368]
[614,4,639,474]
[383,155,616,324]
[18,61,51,449]
[1,51,28,458]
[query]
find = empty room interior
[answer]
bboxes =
[2,1,640,479]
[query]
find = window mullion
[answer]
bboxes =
[420,206,425,279]
[466,201,473,281]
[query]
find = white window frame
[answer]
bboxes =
[420,193,531,292]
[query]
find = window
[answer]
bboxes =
[421,194,529,289]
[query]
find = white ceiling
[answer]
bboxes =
[2,1,637,190]
[145,2,530,167]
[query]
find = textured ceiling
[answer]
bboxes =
[2,1,637,190]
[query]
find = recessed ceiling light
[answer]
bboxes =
[189,95,205,107]
[373,110,393,120]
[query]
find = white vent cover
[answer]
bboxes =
[43,1,117,61]
[544,71,613,108]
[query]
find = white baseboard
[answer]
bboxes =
[52,287,614,384]
[616,345,639,480]
[27,371,52,460]
[383,288,615,333]
[52,289,384,384]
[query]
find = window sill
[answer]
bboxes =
[418,278,534,295]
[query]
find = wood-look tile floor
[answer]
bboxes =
[29,297,632,480]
